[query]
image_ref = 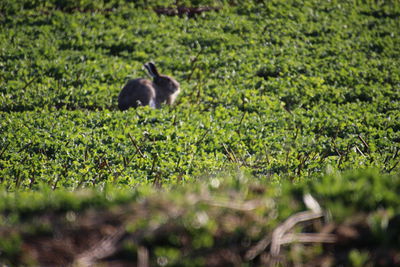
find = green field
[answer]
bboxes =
[1,0,400,265]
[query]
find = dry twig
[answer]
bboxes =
[270,210,324,256]
[138,246,149,267]
[73,227,125,266]
[246,194,337,263]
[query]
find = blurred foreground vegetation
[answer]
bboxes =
[1,170,400,266]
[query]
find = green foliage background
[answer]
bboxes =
[0,0,400,264]
[1,0,399,190]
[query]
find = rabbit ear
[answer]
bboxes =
[147,62,160,77]
[143,63,156,78]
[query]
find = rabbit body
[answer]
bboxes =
[118,79,156,110]
[118,62,180,110]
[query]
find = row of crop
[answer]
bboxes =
[1,0,399,189]
[1,103,399,190]
[1,1,399,111]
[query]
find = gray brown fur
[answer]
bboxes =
[118,62,180,110]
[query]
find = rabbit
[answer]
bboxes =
[118,62,180,110]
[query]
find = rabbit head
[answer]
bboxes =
[144,62,180,94]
